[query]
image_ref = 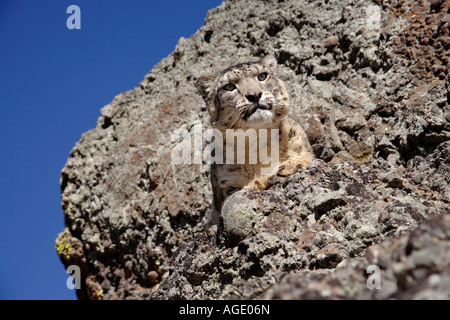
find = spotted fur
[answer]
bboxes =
[196,55,314,211]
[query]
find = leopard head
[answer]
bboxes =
[196,55,290,130]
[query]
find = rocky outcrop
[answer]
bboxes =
[154,148,449,299]
[56,0,449,300]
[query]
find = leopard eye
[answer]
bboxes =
[257,73,268,81]
[223,83,236,91]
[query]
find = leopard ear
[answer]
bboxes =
[195,76,215,100]
[259,54,278,73]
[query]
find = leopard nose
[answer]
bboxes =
[246,90,262,103]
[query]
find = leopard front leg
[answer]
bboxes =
[244,174,270,190]
[277,158,311,176]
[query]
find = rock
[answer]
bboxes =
[220,190,262,244]
[153,157,449,299]
[314,243,348,268]
[56,0,450,300]
[382,171,404,188]
[430,0,444,12]
[325,36,339,48]
[260,213,450,300]
[304,191,347,219]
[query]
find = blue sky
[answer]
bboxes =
[0,0,222,300]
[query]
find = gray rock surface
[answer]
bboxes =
[154,151,449,299]
[56,0,449,300]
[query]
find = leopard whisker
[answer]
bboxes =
[222,109,240,123]
[229,109,244,129]
[236,114,243,129]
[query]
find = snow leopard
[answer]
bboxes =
[195,55,314,211]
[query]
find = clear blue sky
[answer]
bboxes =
[0,0,222,300]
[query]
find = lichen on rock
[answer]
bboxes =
[57,0,450,300]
